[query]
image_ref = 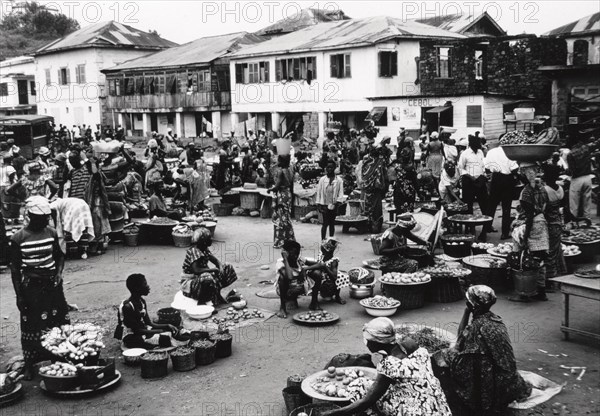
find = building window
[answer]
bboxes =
[236,62,270,84]
[573,40,589,66]
[136,76,145,94]
[88,106,92,112]
[30,81,36,96]
[58,67,70,85]
[0,83,8,96]
[198,70,211,91]
[76,64,86,84]
[156,75,165,94]
[378,51,397,77]
[187,72,197,93]
[108,79,116,95]
[275,57,315,82]
[45,69,51,86]
[436,47,452,78]
[167,114,174,124]
[145,76,155,94]
[571,86,600,101]
[136,113,143,121]
[466,105,482,127]
[475,50,483,80]
[330,53,351,78]
[66,107,69,114]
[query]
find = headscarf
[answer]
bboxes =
[430,132,439,139]
[396,213,416,230]
[25,195,51,215]
[466,285,496,311]
[362,317,397,344]
[320,237,339,254]
[148,139,158,149]
[191,227,211,245]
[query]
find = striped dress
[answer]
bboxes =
[11,226,70,366]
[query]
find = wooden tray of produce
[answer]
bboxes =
[301,366,377,402]
[40,370,121,396]
[293,311,339,326]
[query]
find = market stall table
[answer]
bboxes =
[550,274,600,341]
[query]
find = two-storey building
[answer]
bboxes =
[34,21,176,129]
[101,32,264,138]
[0,56,37,116]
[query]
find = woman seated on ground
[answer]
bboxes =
[378,214,428,273]
[147,179,183,221]
[323,317,452,416]
[120,273,181,349]
[275,240,323,318]
[301,238,348,305]
[432,285,532,416]
[180,228,238,306]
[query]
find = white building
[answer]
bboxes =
[33,21,176,128]
[0,56,37,116]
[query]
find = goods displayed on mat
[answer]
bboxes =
[489,243,514,256]
[294,311,337,323]
[562,244,582,256]
[421,265,471,278]
[446,202,468,211]
[347,267,374,284]
[41,324,105,363]
[360,295,400,308]
[395,327,450,354]
[212,307,265,329]
[449,214,489,221]
[310,367,369,398]
[472,242,494,250]
[148,217,179,226]
[562,228,600,244]
[39,362,78,377]
[380,272,431,284]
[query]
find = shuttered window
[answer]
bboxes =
[58,67,70,85]
[437,47,452,78]
[76,64,86,84]
[235,62,270,84]
[330,54,351,78]
[378,51,397,77]
[45,69,51,86]
[466,105,482,127]
[275,57,316,81]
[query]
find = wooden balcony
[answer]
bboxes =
[105,91,231,111]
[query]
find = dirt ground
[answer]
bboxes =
[1,216,599,416]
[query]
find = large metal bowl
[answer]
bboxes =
[501,144,558,162]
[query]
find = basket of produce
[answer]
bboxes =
[421,265,471,303]
[487,242,514,258]
[172,224,193,248]
[209,332,233,358]
[471,242,494,255]
[156,307,181,327]
[140,352,169,379]
[200,221,217,237]
[41,324,105,366]
[191,339,216,366]
[359,296,401,317]
[122,348,147,366]
[347,267,375,285]
[123,225,140,247]
[441,234,475,258]
[395,325,453,354]
[211,203,235,217]
[379,272,431,310]
[290,403,341,416]
[39,362,80,392]
[562,227,600,261]
[461,255,509,292]
[169,346,196,372]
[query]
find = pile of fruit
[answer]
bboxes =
[563,228,600,244]
[311,367,368,398]
[499,130,531,145]
[39,362,78,378]
[500,128,560,145]
[211,308,265,330]
[296,311,336,322]
[472,242,494,250]
[380,272,431,284]
[491,243,513,256]
[123,224,139,235]
[170,346,195,357]
[41,324,105,363]
[395,326,450,354]
[449,214,488,221]
[360,295,400,308]
[148,217,179,226]
[488,258,506,269]
[172,224,193,237]
[421,265,471,279]
[185,209,217,223]
[562,244,581,256]
[446,202,468,212]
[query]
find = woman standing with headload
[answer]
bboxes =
[10,196,70,380]
[268,155,295,248]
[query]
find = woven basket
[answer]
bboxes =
[209,333,233,358]
[172,233,192,248]
[441,234,475,258]
[427,277,463,303]
[461,260,510,292]
[240,192,262,210]
[511,268,539,297]
[283,386,312,415]
[381,283,427,310]
[157,307,181,326]
[170,348,196,372]
[123,232,139,247]
[192,340,216,365]
[140,353,169,379]
[212,203,234,216]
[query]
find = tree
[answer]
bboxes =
[0,1,80,60]
[148,29,160,37]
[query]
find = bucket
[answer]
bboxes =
[123,232,139,247]
[511,268,539,297]
[276,138,292,155]
[282,386,311,415]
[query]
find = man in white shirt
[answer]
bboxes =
[484,142,519,239]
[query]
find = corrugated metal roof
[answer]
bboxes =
[35,21,177,55]
[545,12,600,36]
[415,12,506,36]
[255,8,350,36]
[103,32,265,72]
[0,55,34,67]
[230,16,465,58]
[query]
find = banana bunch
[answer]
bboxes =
[41,323,105,362]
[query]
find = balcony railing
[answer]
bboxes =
[105,91,231,111]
